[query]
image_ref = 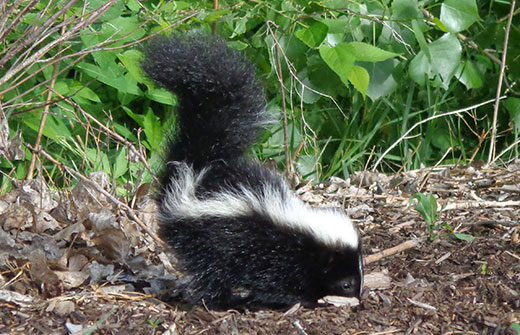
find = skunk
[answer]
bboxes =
[142,33,363,309]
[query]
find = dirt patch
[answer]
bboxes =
[1,163,519,334]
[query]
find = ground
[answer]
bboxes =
[0,163,519,334]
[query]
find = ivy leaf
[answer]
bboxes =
[349,42,401,62]
[319,43,355,87]
[295,21,328,48]
[440,0,479,33]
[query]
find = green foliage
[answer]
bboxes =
[480,261,491,275]
[147,318,163,328]
[1,0,519,192]
[410,192,440,240]
[411,192,475,242]
[511,323,520,335]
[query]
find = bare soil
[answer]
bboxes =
[1,163,519,334]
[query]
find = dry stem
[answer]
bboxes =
[364,239,422,265]
[488,0,516,163]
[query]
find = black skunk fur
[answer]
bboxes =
[143,33,363,309]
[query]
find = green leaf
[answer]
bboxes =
[348,42,401,62]
[409,51,431,85]
[321,16,349,34]
[86,0,124,21]
[228,40,248,50]
[391,0,422,19]
[322,0,350,9]
[147,88,176,106]
[114,147,128,179]
[70,82,101,102]
[431,128,451,150]
[295,21,328,48]
[504,97,520,132]
[85,147,110,174]
[103,16,146,44]
[433,17,449,32]
[453,233,475,242]
[410,33,461,86]
[410,192,438,226]
[429,33,462,84]
[142,108,163,152]
[440,0,479,33]
[118,49,146,83]
[77,62,140,95]
[412,20,431,60]
[365,59,399,101]
[200,9,230,23]
[23,113,72,141]
[457,60,483,89]
[319,43,355,87]
[348,65,369,98]
[296,154,318,181]
[511,323,520,335]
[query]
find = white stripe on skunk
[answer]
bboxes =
[162,162,359,249]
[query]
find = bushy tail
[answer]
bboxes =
[142,33,267,168]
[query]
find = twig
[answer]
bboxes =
[272,24,293,179]
[372,97,505,172]
[488,0,516,163]
[27,145,163,244]
[0,0,113,87]
[27,11,69,180]
[492,133,520,164]
[265,21,346,116]
[418,147,452,191]
[443,200,520,211]
[363,239,422,265]
[407,298,437,311]
[1,11,199,103]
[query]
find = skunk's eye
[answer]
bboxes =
[343,282,351,290]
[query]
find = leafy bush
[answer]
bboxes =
[1,0,518,192]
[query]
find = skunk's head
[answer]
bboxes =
[318,241,364,299]
[287,206,363,299]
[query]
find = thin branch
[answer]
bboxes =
[364,239,422,265]
[0,0,114,88]
[0,11,199,99]
[0,0,39,44]
[27,11,69,180]
[488,0,516,163]
[0,0,79,68]
[372,97,505,172]
[492,136,520,164]
[273,26,293,179]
